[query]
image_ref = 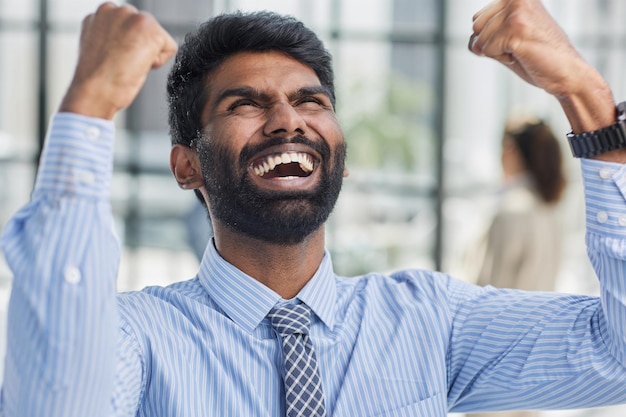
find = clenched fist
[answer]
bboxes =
[59,2,177,119]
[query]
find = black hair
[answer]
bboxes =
[166,10,335,148]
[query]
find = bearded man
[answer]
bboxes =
[2,1,626,416]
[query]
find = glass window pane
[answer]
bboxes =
[339,0,392,32]
[330,189,437,276]
[49,0,122,21]
[331,40,438,274]
[0,32,38,156]
[392,0,438,32]
[47,32,81,119]
[141,0,211,24]
[0,32,37,237]
[0,0,37,20]
[337,41,437,181]
[214,0,333,32]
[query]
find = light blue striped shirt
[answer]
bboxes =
[1,113,626,416]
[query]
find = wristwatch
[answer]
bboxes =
[567,101,626,158]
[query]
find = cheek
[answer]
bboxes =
[208,118,264,151]
[306,114,345,147]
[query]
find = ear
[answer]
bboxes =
[170,144,204,190]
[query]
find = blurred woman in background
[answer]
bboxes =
[476,118,566,291]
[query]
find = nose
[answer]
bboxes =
[263,102,306,137]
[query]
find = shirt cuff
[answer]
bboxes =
[33,112,115,200]
[582,158,626,239]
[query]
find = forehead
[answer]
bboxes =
[206,51,322,98]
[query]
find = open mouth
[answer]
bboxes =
[251,152,315,179]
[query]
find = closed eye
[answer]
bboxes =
[299,97,321,104]
[228,99,260,111]
[295,96,331,111]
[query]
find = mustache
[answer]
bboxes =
[237,135,331,169]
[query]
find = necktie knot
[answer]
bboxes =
[267,303,311,337]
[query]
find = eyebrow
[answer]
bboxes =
[288,86,333,103]
[214,87,270,107]
[214,85,333,107]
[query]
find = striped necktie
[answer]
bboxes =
[267,303,327,417]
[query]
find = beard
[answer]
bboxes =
[197,135,345,245]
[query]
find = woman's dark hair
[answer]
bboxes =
[504,119,566,204]
[166,10,335,148]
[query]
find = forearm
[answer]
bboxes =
[556,72,626,164]
[0,114,119,416]
[555,72,614,135]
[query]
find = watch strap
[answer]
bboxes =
[567,101,626,158]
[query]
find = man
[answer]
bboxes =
[1,1,626,416]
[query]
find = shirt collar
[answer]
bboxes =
[198,239,337,333]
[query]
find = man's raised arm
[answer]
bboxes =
[472,0,626,371]
[0,3,175,416]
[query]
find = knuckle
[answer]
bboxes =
[96,2,116,13]
[119,4,139,14]
[127,11,156,30]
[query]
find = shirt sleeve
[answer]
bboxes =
[0,113,128,416]
[581,158,626,365]
[446,158,626,413]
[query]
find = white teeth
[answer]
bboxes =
[299,155,313,172]
[253,152,314,177]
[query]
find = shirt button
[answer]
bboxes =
[64,265,81,284]
[85,126,101,141]
[597,211,609,224]
[599,167,613,180]
[619,215,626,227]
[78,170,95,185]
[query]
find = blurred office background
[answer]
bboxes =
[1,0,626,415]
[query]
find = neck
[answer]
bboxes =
[212,222,326,299]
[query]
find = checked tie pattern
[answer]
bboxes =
[268,303,327,417]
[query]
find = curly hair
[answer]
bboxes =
[166,11,335,148]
